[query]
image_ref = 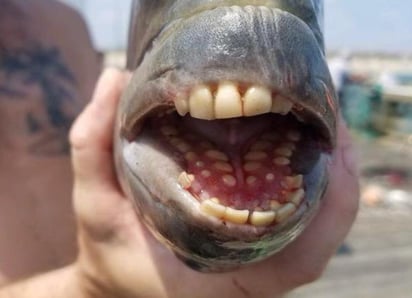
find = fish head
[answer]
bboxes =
[115,0,338,272]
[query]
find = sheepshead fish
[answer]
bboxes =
[115,0,338,272]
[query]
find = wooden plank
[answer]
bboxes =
[288,209,412,298]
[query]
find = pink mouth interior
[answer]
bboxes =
[149,113,314,211]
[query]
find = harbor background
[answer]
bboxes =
[61,1,412,297]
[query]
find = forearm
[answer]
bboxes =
[0,265,90,298]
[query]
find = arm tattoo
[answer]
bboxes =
[0,1,86,156]
[0,43,80,155]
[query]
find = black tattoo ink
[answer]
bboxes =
[26,113,41,134]
[0,85,26,98]
[0,43,79,155]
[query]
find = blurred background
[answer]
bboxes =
[61,0,412,297]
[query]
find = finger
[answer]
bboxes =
[70,68,129,193]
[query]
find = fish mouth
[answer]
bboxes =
[122,80,330,234]
[118,5,336,266]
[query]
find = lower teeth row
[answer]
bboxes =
[161,115,305,226]
[178,171,305,227]
[199,188,305,227]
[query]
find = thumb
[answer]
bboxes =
[70,68,128,193]
[70,68,133,239]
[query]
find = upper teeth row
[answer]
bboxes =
[175,82,293,120]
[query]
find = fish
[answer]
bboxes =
[114,0,338,272]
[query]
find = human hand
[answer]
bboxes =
[69,69,359,298]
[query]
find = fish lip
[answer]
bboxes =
[121,5,337,146]
[128,3,325,71]
[121,75,334,154]
[121,134,321,240]
[118,130,328,267]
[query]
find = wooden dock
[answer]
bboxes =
[290,134,412,298]
[289,208,412,298]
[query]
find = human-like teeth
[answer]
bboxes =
[170,138,191,153]
[200,197,300,225]
[287,130,302,142]
[243,86,272,117]
[206,150,229,161]
[270,200,282,210]
[161,125,178,136]
[277,203,297,223]
[201,170,211,178]
[175,142,191,153]
[195,161,205,168]
[244,151,268,161]
[189,84,215,120]
[285,175,303,189]
[288,189,305,206]
[250,211,276,226]
[273,157,290,166]
[214,81,243,119]
[243,162,262,172]
[266,173,275,181]
[178,84,297,120]
[184,152,197,162]
[175,95,189,116]
[178,172,194,189]
[201,199,226,218]
[246,176,258,186]
[282,142,296,151]
[222,175,237,187]
[214,162,233,172]
[271,94,293,115]
[224,208,249,224]
[275,147,293,157]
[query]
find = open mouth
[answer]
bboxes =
[127,80,326,229]
[119,3,336,270]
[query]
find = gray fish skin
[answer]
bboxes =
[115,0,337,272]
[127,0,324,69]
